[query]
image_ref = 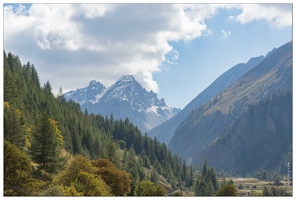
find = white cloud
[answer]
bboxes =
[4,4,223,94]
[3,4,292,95]
[230,4,292,29]
[203,29,213,37]
[222,29,231,39]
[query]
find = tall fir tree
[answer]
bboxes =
[104,138,120,168]
[4,102,26,150]
[30,112,64,173]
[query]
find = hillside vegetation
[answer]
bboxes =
[3,51,193,196]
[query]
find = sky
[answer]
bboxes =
[2,2,293,109]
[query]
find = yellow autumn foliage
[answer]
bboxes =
[49,118,64,147]
[4,101,10,108]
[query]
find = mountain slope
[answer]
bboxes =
[198,91,292,175]
[65,75,180,134]
[168,41,292,167]
[148,55,266,144]
[3,51,190,196]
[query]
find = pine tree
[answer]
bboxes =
[30,65,40,88]
[274,176,283,186]
[30,112,64,173]
[57,87,66,104]
[202,159,208,177]
[104,138,120,168]
[194,162,219,196]
[182,160,187,180]
[4,52,20,106]
[44,80,52,92]
[195,176,208,196]
[4,103,26,149]
[209,167,219,191]
[190,165,194,186]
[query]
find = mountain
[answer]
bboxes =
[148,55,266,144]
[198,91,292,175]
[64,75,180,134]
[168,41,292,170]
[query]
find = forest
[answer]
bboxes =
[3,51,291,196]
[3,51,196,196]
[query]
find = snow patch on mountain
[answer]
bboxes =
[146,105,160,116]
[64,75,181,133]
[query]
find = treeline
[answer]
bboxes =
[3,51,193,196]
[262,186,291,196]
[194,160,238,196]
[252,170,286,182]
[194,160,219,196]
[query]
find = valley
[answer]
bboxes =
[3,41,292,196]
[3,3,292,197]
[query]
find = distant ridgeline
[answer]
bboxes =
[3,51,193,196]
[148,53,267,145]
[168,41,292,176]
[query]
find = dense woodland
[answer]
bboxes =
[3,51,291,196]
[3,51,195,196]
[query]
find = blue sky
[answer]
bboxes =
[3,3,292,109]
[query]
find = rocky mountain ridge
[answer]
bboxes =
[65,75,180,133]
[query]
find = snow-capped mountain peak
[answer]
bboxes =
[64,75,180,133]
[117,74,136,83]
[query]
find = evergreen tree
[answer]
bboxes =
[4,52,20,106]
[274,176,283,186]
[209,167,219,191]
[202,159,208,176]
[195,176,208,196]
[44,80,52,92]
[189,165,194,186]
[261,170,268,181]
[104,138,120,168]
[182,160,187,180]
[30,112,64,173]
[56,87,66,104]
[4,102,26,150]
[30,64,40,88]
[194,162,219,196]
